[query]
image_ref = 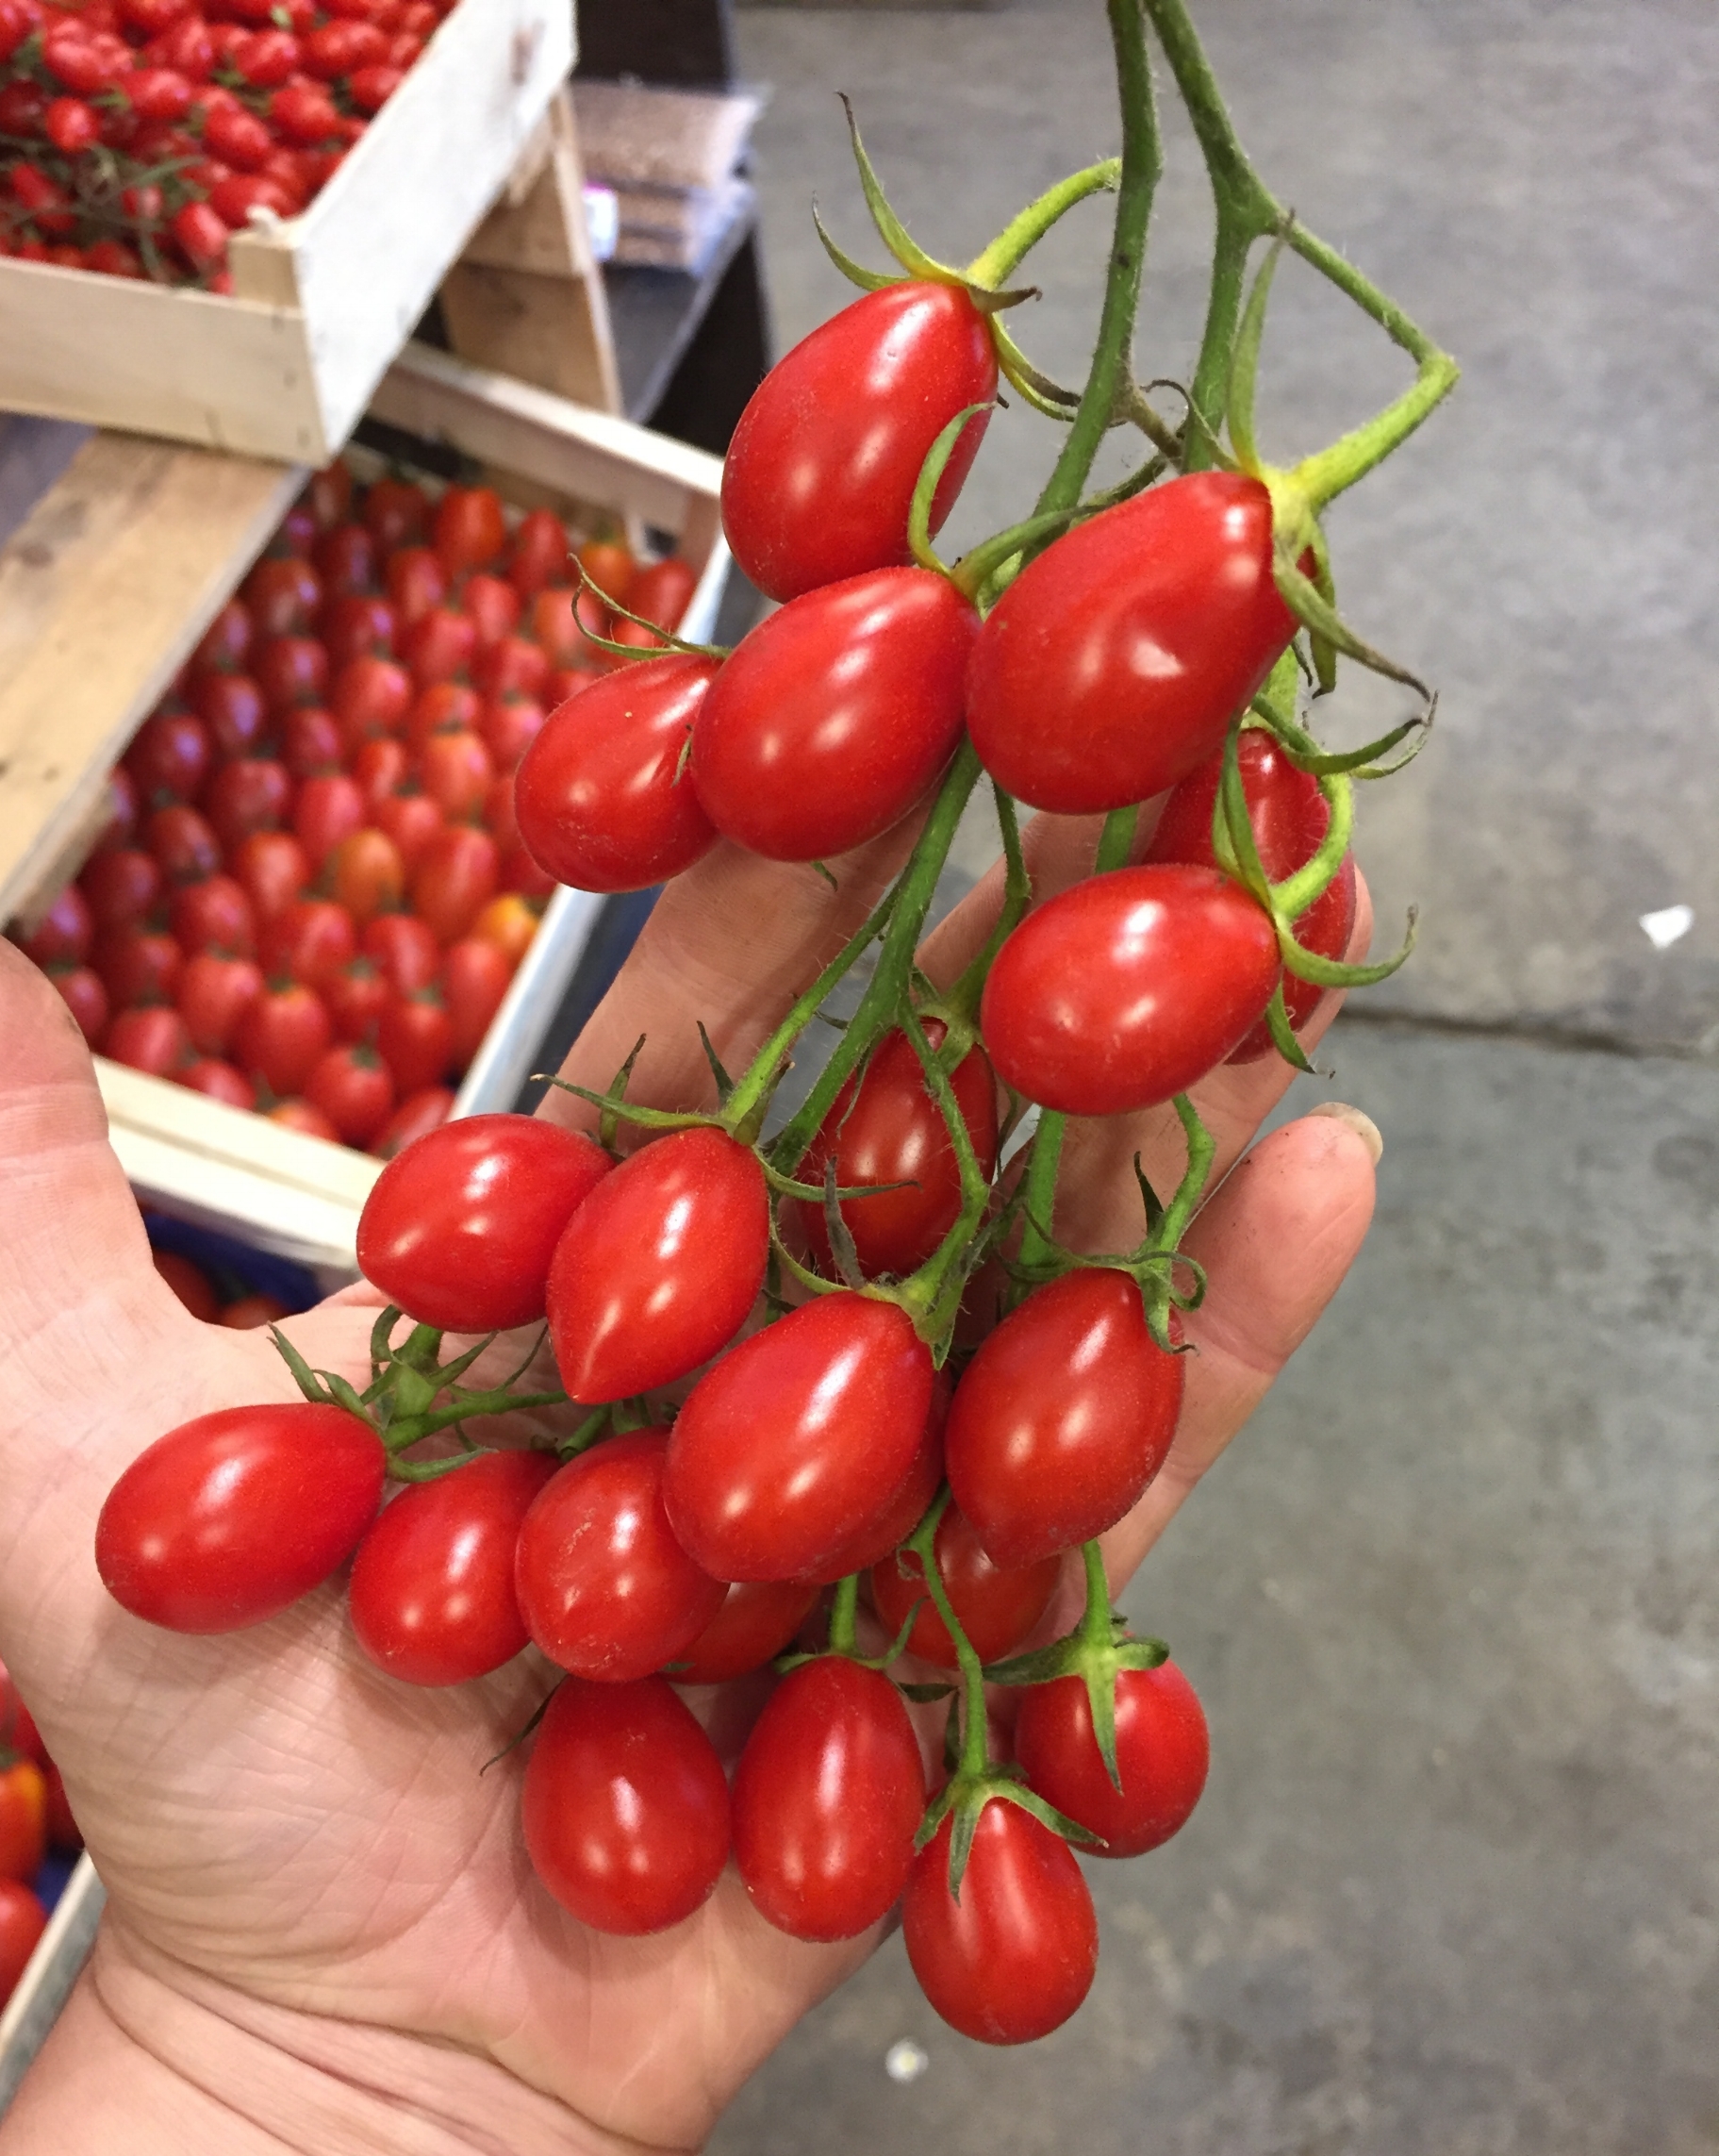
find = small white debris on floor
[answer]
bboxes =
[884,2040,929,2084]
[1640,905,1694,951]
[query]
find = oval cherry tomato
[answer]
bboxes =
[733,1655,925,1941]
[572,536,632,609]
[691,568,978,862]
[946,1267,1182,1568]
[231,830,310,921]
[1144,731,1357,1063]
[441,934,512,1069]
[21,886,92,970]
[104,1003,191,1078]
[292,771,366,869]
[332,654,411,746]
[152,1248,216,1320]
[361,475,428,551]
[516,656,720,894]
[473,632,549,706]
[402,605,478,689]
[903,1799,1098,2045]
[1015,1658,1209,1857]
[0,1760,45,1883]
[330,828,405,925]
[527,587,588,672]
[667,1578,821,1685]
[242,554,321,636]
[95,924,182,1009]
[869,1500,1060,1669]
[170,872,256,957]
[253,632,328,713]
[433,485,506,574]
[363,911,440,995]
[352,736,410,812]
[92,768,140,854]
[191,595,253,675]
[321,592,397,671]
[375,986,452,1094]
[385,543,446,624]
[798,1023,998,1280]
[219,1292,291,1332]
[235,980,332,1095]
[516,1431,724,1682]
[665,1291,933,1584]
[95,1401,385,1632]
[49,966,108,1046]
[279,705,343,779]
[476,695,544,775]
[311,521,376,598]
[420,728,494,821]
[521,1675,730,1935]
[325,957,389,1046]
[124,708,210,804]
[348,1449,555,1685]
[623,556,696,637]
[813,1371,948,1580]
[305,1041,393,1148]
[203,755,290,855]
[722,281,996,603]
[375,1085,455,1159]
[967,472,1298,815]
[410,825,497,943]
[182,1057,256,1110]
[505,507,571,598]
[374,790,444,872]
[176,951,263,1056]
[306,464,352,529]
[358,1112,611,1331]
[262,897,356,992]
[460,571,520,648]
[146,803,221,886]
[981,864,1280,1116]
[471,891,539,969]
[269,1097,339,1141]
[192,671,269,759]
[406,677,482,752]
[546,1125,768,1403]
[0,1881,46,2008]
[80,846,161,933]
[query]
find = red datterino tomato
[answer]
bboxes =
[732,1656,926,1941]
[170,873,256,957]
[545,1125,769,1402]
[0,1881,46,2008]
[903,1799,1099,2045]
[235,979,333,1095]
[375,987,452,1094]
[441,935,512,1068]
[0,1759,45,1883]
[667,1579,821,1685]
[690,568,978,862]
[357,1112,611,1332]
[176,952,263,1057]
[95,1402,385,1632]
[305,1041,394,1149]
[663,1291,934,1584]
[124,709,210,804]
[814,1373,948,1579]
[521,1675,730,1935]
[515,1431,725,1683]
[980,864,1281,1117]
[721,280,997,603]
[1144,730,1358,1062]
[798,1022,999,1279]
[1015,1658,1210,1858]
[623,557,696,637]
[868,1500,1060,1669]
[20,886,92,970]
[945,1268,1182,1568]
[410,824,497,944]
[347,1450,556,1686]
[433,486,507,574]
[203,757,290,856]
[104,1003,191,1078]
[966,471,1300,814]
[514,657,721,893]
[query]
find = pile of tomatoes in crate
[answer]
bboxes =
[0,1658,80,2014]
[15,460,695,1153]
[0,0,452,286]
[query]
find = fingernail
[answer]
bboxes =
[1308,1101,1383,1164]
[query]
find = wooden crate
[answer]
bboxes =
[1,343,730,1269]
[0,0,574,463]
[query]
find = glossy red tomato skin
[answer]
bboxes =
[262,896,356,993]
[182,1057,256,1110]
[546,1126,768,1402]
[721,282,997,603]
[49,965,108,1047]
[667,1578,822,1684]
[812,1373,947,1581]
[20,885,92,970]
[433,485,506,574]
[293,771,366,870]
[411,824,497,944]
[946,1268,1182,1568]
[104,1004,192,1078]
[664,1291,934,1584]
[375,1085,455,1159]
[441,935,511,1067]
[95,1402,385,1633]
[515,1430,725,1682]
[690,570,979,863]
[177,952,263,1056]
[1016,1659,1209,1858]
[375,987,453,1095]
[170,872,256,958]
[903,1801,1099,2045]
[967,473,1298,815]
[521,1675,730,1935]
[869,1501,1061,1669]
[94,924,182,1010]
[235,980,332,1096]
[733,1656,926,1941]
[306,1042,394,1149]
[981,865,1281,1117]
[231,830,310,922]
[124,708,211,805]
[363,911,440,995]
[146,803,222,886]
[1144,732,1357,1062]
[358,1113,612,1332]
[516,657,721,893]
[80,846,162,933]
[0,1760,45,1884]
[203,756,290,855]
[347,1450,556,1685]
[798,1025,999,1279]
[0,1881,46,2007]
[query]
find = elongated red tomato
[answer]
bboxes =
[903,1800,1099,2045]
[664,1291,933,1583]
[812,1367,949,1581]
[945,1268,1182,1568]
[515,1431,725,1683]
[1144,731,1357,1063]
[514,656,720,893]
[689,570,978,862]
[357,1113,612,1333]
[798,1023,999,1279]
[981,864,1280,1116]
[95,1403,385,1633]
[733,1656,926,1940]
[667,1578,821,1684]
[869,1501,1060,1669]
[720,280,997,603]
[1015,1659,1209,1858]
[347,1450,555,1685]
[967,472,1298,814]
[546,1126,768,1402]
[521,1676,730,1935]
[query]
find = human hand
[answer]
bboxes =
[0,808,1378,2156]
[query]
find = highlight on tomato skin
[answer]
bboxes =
[1015,1659,1210,1859]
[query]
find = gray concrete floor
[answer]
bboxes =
[713,2,1719,2148]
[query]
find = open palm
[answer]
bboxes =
[0,810,1378,2155]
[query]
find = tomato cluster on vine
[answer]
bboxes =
[0,0,451,286]
[9,458,696,1151]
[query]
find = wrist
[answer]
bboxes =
[1,1918,677,2156]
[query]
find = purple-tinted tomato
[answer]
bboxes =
[945,1268,1182,1569]
[981,864,1281,1116]
[95,1403,385,1633]
[966,472,1299,814]
[689,569,978,862]
[1015,1658,1210,1857]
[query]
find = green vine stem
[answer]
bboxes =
[966,158,1123,289]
